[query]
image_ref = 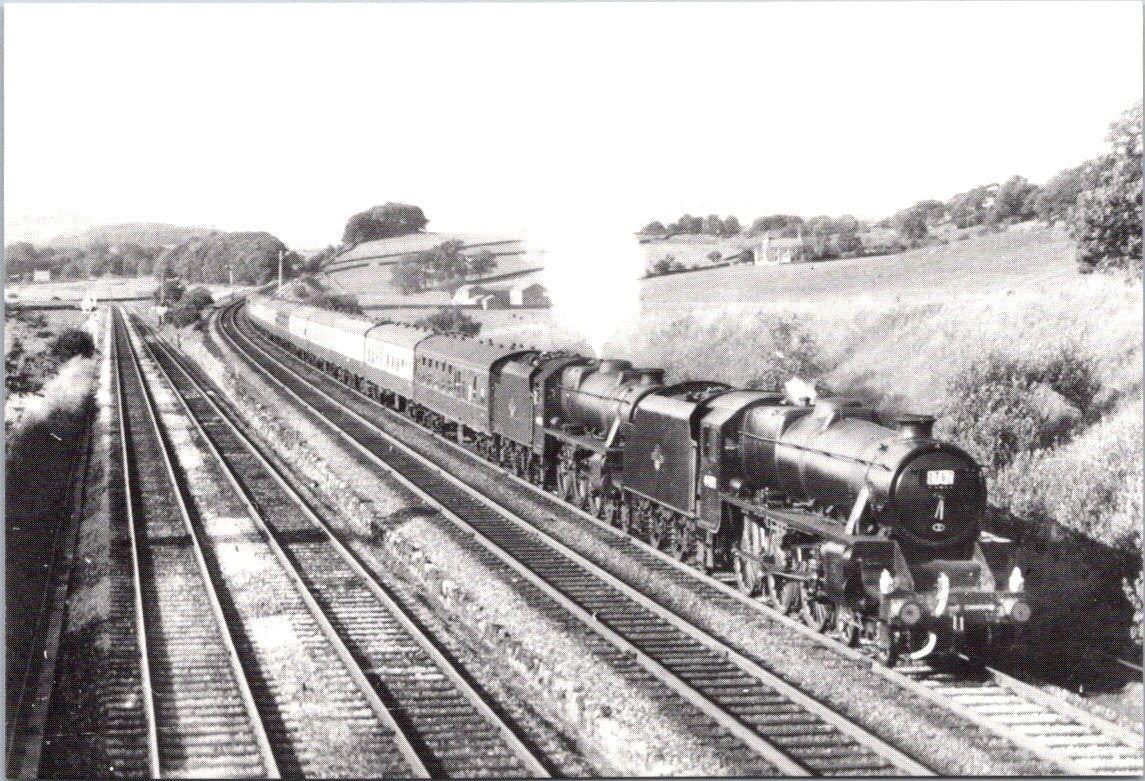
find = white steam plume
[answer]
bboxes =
[527,218,644,358]
[784,376,819,406]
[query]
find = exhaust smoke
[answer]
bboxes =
[527,220,643,358]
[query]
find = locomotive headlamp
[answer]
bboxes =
[1008,567,1024,593]
[898,601,923,626]
[879,568,896,595]
[1003,598,1032,622]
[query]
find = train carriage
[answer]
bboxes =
[302,308,374,378]
[414,336,528,435]
[362,322,430,400]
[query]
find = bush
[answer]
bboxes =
[940,348,1099,469]
[415,307,481,337]
[991,405,1140,550]
[167,305,201,329]
[743,316,823,391]
[50,329,96,362]
[182,286,215,311]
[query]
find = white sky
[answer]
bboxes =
[4,1,1142,249]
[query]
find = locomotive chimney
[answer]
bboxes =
[895,414,936,439]
[597,359,632,373]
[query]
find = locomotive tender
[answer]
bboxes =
[245,294,1029,664]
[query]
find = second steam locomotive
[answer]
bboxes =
[245,294,1029,664]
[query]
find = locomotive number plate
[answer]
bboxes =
[926,469,955,486]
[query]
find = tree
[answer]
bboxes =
[391,258,429,294]
[1033,165,1086,224]
[914,200,947,227]
[639,220,667,235]
[702,215,724,236]
[890,204,930,242]
[415,307,482,337]
[991,176,1039,224]
[947,185,996,229]
[749,214,804,236]
[153,277,185,305]
[1073,101,1143,275]
[342,202,428,247]
[722,215,741,236]
[707,250,723,263]
[675,214,703,234]
[807,215,835,237]
[466,249,498,278]
[5,242,40,276]
[304,245,338,272]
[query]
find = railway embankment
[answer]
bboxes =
[182,319,746,775]
[19,309,152,777]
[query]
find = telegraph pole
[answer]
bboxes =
[278,249,284,291]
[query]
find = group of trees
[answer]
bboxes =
[390,240,498,295]
[640,214,741,238]
[342,202,429,248]
[5,241,164,280]
[156,231,299,286]
[635,102,1141,275]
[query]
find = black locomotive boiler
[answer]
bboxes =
[246,295,1030,664]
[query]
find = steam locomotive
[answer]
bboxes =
[244,294,1029,664]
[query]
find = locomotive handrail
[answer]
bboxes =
[741,430,894,470]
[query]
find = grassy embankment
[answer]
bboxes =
[620,225,1142,690]
[5,309,100,735]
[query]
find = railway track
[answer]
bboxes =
[224,298,1143,776]
[112,307,280,777]
[894,659,1143,775]
[217,300,936,776]
[126,309,550,778]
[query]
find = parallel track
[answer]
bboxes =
[113,307,279,778]
[129,311,550,779]
[219,300,936,776]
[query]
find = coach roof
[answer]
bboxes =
[418,334,528,373]
[364,321,434,350]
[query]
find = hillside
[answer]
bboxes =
[46,222,211,248]
[638,225,1077,310]
[324,232,544,307]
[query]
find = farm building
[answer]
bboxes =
[509,281,549,307]
[32,269,52,282]
[452,284,494,305]
[753,236,808,265]
[477,290,510,309]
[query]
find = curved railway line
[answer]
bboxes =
[220,296,1142,777]
[216,300,937,776]
[117,306,552,778]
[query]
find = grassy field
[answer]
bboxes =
[638,226,1077,310]
[6,276,251,303]
[328,253,544,307]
